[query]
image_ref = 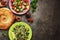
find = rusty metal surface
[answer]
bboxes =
[0,0,59,40]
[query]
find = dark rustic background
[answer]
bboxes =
[0,0,60,40]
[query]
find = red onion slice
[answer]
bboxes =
[0,0,8,6]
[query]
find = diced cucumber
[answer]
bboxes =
[17,2,20,5]
[13,1,17,6]
[19,8,23,12]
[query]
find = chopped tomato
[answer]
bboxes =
[12,5,15,9]
[11,0,14,3]
[20,4,22,6]
[24,0,29,3]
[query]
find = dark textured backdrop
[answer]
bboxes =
[0,0,60,40]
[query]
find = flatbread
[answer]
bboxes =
[0,8,15,29]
